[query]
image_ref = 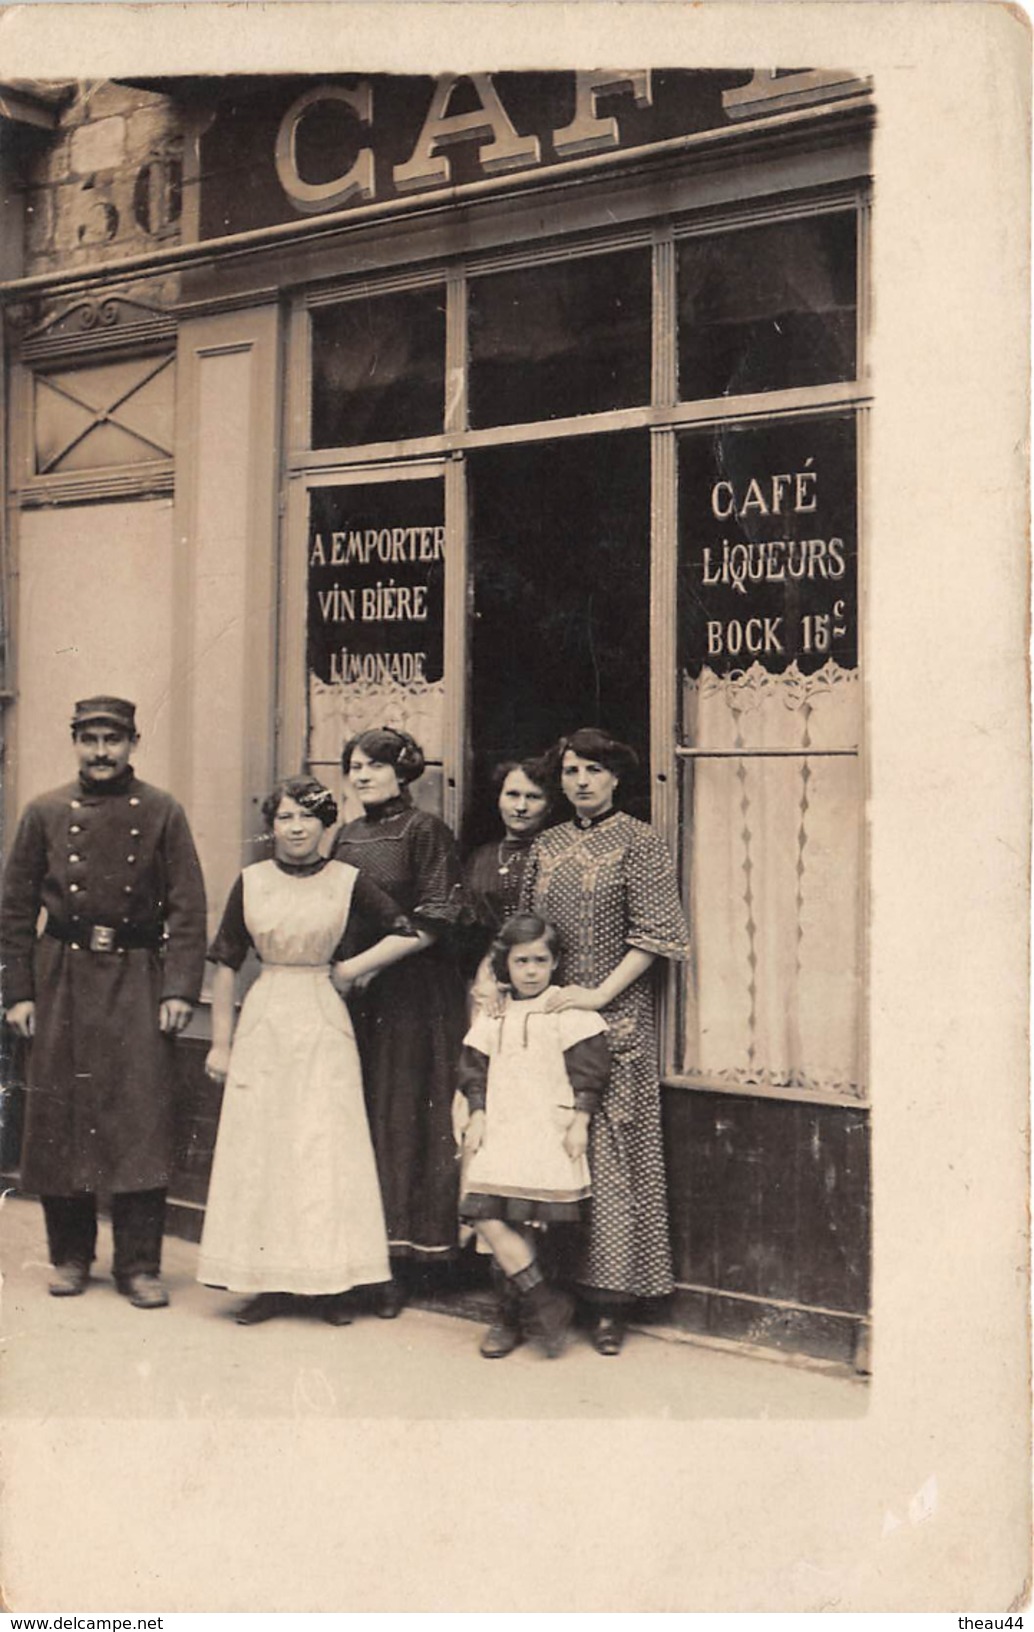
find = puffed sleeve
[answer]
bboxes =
[456,1044,490,1113]
[333,871,418,959]
[158,798,208,1002]
[408,812,469,930]
[207,875,251,972]
[0,803,47,1007]
[563,1032,610,1114]
[624,823,692,961]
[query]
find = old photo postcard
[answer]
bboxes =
[0,0,1028,1613]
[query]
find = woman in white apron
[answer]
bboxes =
[198,776,424,1326]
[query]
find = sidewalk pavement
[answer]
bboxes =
[1,1194,866,1421]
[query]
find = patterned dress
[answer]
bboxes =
[331,793,469,1259]
[197,858,402,1296]
[521,811,691,1302]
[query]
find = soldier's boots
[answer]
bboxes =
[48,1262,89,1297]
[118,1272,170,1310]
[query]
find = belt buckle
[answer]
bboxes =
[89,924,117,953]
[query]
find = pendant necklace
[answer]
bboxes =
[497,841,519,876]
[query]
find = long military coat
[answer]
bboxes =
[0,771,207,1194]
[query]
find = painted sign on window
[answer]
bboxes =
[678,414,858,678]
[308,480,445,688]
[306,478,447,807]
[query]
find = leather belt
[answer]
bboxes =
[45,918,164,953]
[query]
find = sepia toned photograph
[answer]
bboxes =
[0,60,871,1389]
[0,2,1027,1614]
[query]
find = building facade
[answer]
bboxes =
[0,69,873,1365]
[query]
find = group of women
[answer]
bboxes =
[196,725,691,1359]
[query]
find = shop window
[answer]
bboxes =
[466,430,650,845]
[34,355,175,474]
[675,413,862,1099]
[468,249,652,429]
[310,286,446,448]
[677,212,857,399]
[677,414,858,677]
[305,474,447,816]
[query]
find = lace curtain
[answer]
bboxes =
[308,673,447,823]
[679,659,863,1100]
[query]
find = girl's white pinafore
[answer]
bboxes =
[197,860,390,1295]
[463,995,606,1204]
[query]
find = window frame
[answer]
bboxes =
[10,298,178,509]
[281,175,871,1103]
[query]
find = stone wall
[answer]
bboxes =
[22,80,185,277]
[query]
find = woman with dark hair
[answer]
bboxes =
[520,727,691,1355]
[197,775,422,1326]
[462,757,553,971]
[332,728,469,1313]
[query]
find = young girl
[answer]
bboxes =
[458,913,609,1358]
[197,775,424,1327]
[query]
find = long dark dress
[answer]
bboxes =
[331,793,468,1260]
[521,810,691,1302]
[460,834,535,976]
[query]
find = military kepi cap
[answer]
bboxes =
[71,696,137,733]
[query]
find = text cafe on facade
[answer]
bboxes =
[0,68,873,1367]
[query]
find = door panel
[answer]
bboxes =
[466,430,651,846]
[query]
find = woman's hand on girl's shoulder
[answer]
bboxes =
[543,985,603,1013]
[471,957,505,1019]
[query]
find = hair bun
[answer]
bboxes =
[341,727,427,784]
[383,726,425,782]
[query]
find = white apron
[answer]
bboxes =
[198,860,390,1295]
[463,995,606,1203]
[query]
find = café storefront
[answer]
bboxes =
[1,67,872,1366]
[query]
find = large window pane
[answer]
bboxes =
[468,249,652,428]
[675,408,862,1100]
[678,213,857,399]
[311,287,446,448]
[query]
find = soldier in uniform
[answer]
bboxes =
[1,697,207,1308]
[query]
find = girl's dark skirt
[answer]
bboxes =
[460,1192,585,1225]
